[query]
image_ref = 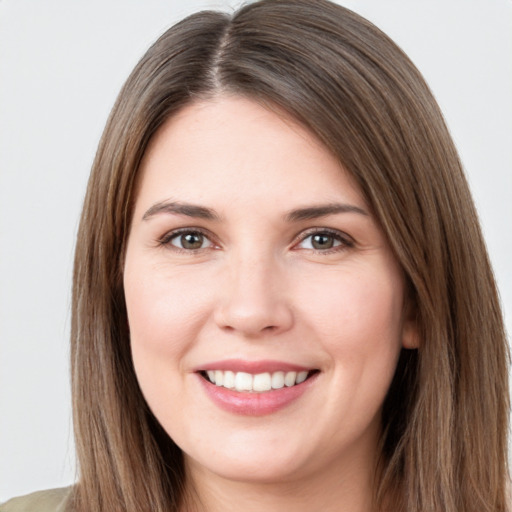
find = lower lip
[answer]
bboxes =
[197,373,318,416]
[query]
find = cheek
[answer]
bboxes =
[303,263,402,331]
[297,263,405,381]
[125,263,210,354]
[123,261,214,406]
[123,262,217,430]
[296,266,405,440]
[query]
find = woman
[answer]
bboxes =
[2,0,508,511]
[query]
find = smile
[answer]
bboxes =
[202,370,311,392]
[195,361,320,416]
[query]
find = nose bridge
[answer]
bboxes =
[214,245,293,336]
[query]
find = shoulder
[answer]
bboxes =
[0,487,72,512]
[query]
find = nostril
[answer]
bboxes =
[213,296,294,336]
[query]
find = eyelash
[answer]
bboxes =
[293,227,355,254]
[158,227,354,254]
[158,228,217,254]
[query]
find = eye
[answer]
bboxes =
[161,229,215,251]
[295,229,353,252]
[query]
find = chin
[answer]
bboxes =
[185,450,309,485]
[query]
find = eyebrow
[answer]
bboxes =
[142,200,368,222]
[142,201,221,221]
[284,203,369,222]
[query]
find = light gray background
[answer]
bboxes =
[1,0,511,502]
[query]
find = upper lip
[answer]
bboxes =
[194,359,315,374]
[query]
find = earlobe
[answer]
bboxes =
[401,296,420,349]
[402,319,420,349]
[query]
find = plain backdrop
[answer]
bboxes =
[1,0,511,502]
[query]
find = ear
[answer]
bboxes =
[401,298,420,349]
[401,317,420,349]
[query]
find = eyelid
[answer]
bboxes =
[157,226,354,254]
[158,227,219,251]
[292,227,355,252]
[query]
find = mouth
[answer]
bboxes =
[199,369,319,393]
[194,359,320,415]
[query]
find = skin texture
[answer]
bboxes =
[123,96,418,512]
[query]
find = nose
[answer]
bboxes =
[213,253,294,337]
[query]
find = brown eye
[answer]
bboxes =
[168,231,213,250]
[311,233,335,249]
[296,230,352,252]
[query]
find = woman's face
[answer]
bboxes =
[124,96,417,486]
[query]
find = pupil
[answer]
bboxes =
[182,233,203,249]
[312,234,333,249]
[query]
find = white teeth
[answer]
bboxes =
[253,373,272,392]
[205,369,312,392]
[284,371,297,387]
[223,370,235,389]
[271,371,285,389]
[235,372,253,391]
[296,371,308,384]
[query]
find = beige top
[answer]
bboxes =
[0,487,72,512]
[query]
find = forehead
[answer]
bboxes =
[134,95,367,215]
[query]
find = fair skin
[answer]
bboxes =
[124,96,417,512]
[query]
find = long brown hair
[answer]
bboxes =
[70,1,509,510]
